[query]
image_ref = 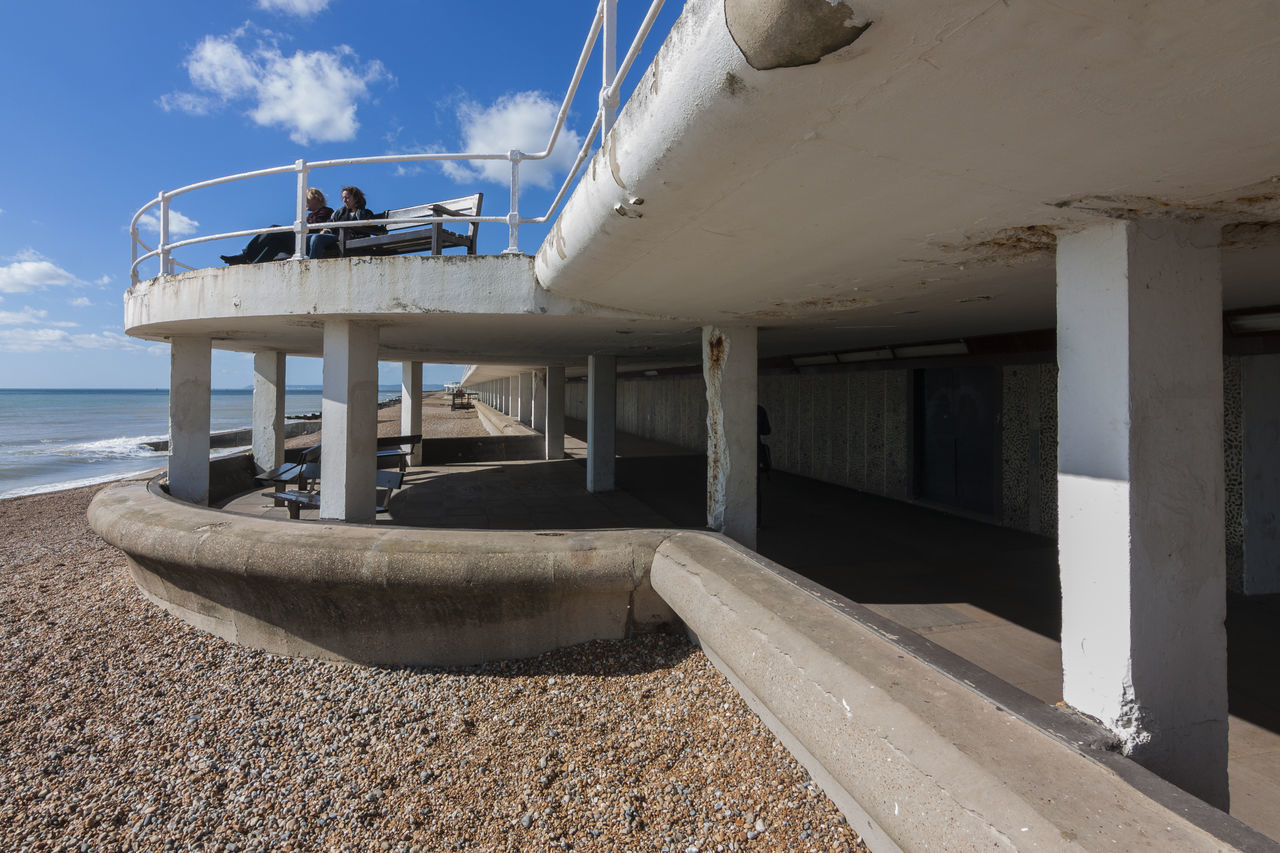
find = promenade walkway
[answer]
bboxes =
[221,421,1280,841]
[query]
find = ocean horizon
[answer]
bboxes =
[0,387,408,500]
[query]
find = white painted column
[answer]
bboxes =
[319,321,379,523]
[1243,354,1280,594]
[518,371,534,426]
[504,377,513,415]
[252,350,286,476]
[587,355,616,492]
[401,361,423,467]
[532,369,546,435]
[1057,218,1226,807]
[169,337,212,505]
[703,325,758,549]
[545,365,566,460]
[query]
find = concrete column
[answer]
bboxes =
[703,325,758,549]
[503,377,511,414]
[532,369,546,435]
[252,350,286,476]
[169,337,211,505]
[401,361,423,467]
[518,372,534,426]
[587,355,616,492]
[319,321,379,523]
[545,365,566,460]
[1243,354,1280,594]
[1057,218,1226,807]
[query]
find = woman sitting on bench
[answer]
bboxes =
[221,188,332,265]
[307,185,379,259]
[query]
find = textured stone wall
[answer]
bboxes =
[1000,363,1058,536]
[562,357,1240,565]
[1224,355,1243,593]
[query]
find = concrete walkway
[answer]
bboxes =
[222,422,1280,841]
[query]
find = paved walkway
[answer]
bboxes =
[223,420,1280,840]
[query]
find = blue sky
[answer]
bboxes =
[0,0,679,389]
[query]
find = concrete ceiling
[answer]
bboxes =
[533,0,1280,360]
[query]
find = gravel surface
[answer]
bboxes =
[286,392,489,451]
[0,404,870,852]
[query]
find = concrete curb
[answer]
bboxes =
[650,531,1277,853]
[88,476,674,666]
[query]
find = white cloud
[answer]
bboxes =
[258,0,332,16]
[70,297,92,307]
[137,209,200,237]
[162,31,388,144]
[0,307,47,325]
[0,255,79,294]
[442,92,583,190]
[0,328,149,354]
[94,275,112,286]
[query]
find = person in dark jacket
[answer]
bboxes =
[221,188,333,264]
[307,186,380,259]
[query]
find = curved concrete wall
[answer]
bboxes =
[88,476,674,666]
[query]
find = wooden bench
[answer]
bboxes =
[340,193,483,257]
[376,434,422,470]
[275,469,403,520]
[255,447,321,505]
[450,389,473,410]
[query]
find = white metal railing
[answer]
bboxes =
[130,0,667,285]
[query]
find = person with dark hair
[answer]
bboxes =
[221,188,332,265]
[307,185,380,259]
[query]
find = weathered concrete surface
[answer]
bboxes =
[651,531,1275,853]
[87,475,674,667]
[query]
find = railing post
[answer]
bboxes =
[293,159,309,260]
[130,222,139,286]
[503,149,523,255]
[601,0,619,137]
[158,192,171,276]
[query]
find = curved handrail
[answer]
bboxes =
[130,0,668,285]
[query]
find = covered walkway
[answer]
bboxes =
[220,423,1280,841]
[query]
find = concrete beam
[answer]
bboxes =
[169,336,211,505]
[545,365,566,461]
[587,355,617,493]
[518,371,533,426]
[703,325,757,548]
[532,369,546,437]
[252,350,286,476]
[402,361,424,467]
[1057,218,1227,806]
[320,320,379,523]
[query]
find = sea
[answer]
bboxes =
[0,388,402,500]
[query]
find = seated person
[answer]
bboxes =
[221,188,333,265]
[307,186,382,259]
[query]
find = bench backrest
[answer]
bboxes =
[382,193,483,249]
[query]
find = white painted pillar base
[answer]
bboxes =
[703,325,757,549]
[252,351,286,476]
[587,355,616,493]
[169,337,212,505]
[545,365,566,461]
[402,361,423,467]
[320,321,379,523]
[1057,218,1227,807]
[518,371,533,426]
[532,369,546,436]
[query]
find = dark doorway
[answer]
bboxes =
[915,367,1000,515]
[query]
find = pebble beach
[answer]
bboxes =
[0,395,869,852]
